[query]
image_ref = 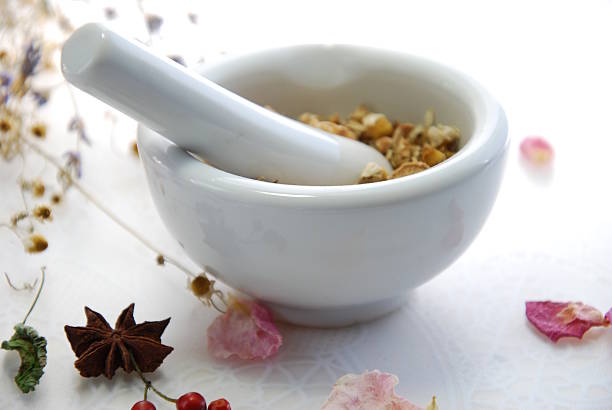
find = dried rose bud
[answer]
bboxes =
[30,123,46,138]
[190,275,212,297]
[156,254,165,265]
[23,234,48,253]
[31,180,45,197]
[32,205,52,221]
[520,136,553,165]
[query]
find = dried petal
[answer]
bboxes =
[520,136,553,165]
[606,308,612,324]
[321,370,423,410]
[20,42,41,78]
[525,301,609,342]
[207,298,282,360]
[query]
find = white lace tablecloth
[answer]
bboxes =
[2,1,612,409]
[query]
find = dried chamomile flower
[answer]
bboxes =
[298,112,321,125]
[526,301,610,342]
[189,274,225,312]
[31,180,45,197]
[30,123,46,138]
[388,144,421,169]
[50,193,62,204]
[31,205,51,221]
[374,136,393,154]
[391,161,429,179]
[190,275,212,297]
[362,112,393,139]
[421,146,446,167]
[349,105,370,121]
[345,119,366,137]
[0,117,12,132]
[423,109,435,128]
[426,124,460,148]
[358,162,388,184]
[300,113,357,140]
[23,234,48,253]
[327,112,341,124]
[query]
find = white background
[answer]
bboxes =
[2,0,612,409]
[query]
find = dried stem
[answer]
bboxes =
[20,136,196,278]
[129,352,176,404]
[22,267,45,325]
[4,272,38,291]
[66,84,82,151]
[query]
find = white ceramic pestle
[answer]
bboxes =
[61,23,392,185]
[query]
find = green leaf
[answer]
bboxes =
[1,324,47,393]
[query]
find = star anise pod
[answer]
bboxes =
[64,304,173,379]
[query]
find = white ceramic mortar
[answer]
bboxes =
[137,45,509,327]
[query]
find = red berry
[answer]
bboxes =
[176,392,206,410]
[208,398,231,410]
[131,400,156,410]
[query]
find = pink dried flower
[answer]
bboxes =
[520,136,553,165]
[606,308,612,324]
[321,370,425,410]
[207,297,282,360]
[526,301,609,342]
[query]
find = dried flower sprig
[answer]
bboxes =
[2,267,48,393]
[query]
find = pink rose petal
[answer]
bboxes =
[525,301,609,342]
[606,308,612,324]
[321,370,424,410]
[520,136,553,165]
[207,298,282,360]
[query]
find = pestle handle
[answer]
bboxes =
[61,23,390,185]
